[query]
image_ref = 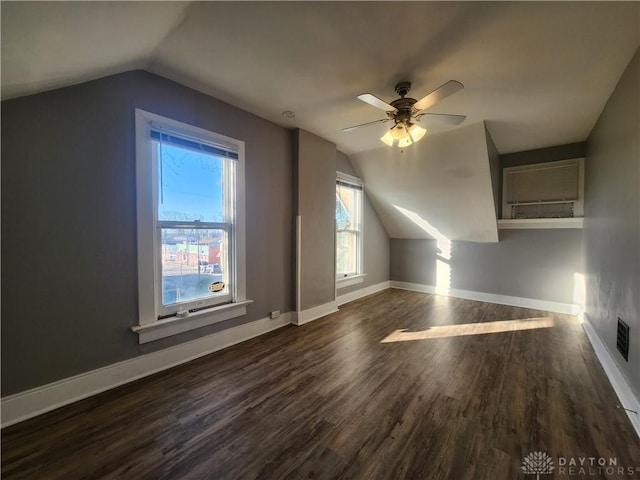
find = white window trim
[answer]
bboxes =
[131,300,253,344]
[336,172,364,280]
[497,218,584,229]
[337,273,367,288]
[133,109,248,343]
[337,171,361,184]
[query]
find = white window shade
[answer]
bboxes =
[502,158,584,220]
[506,163,578,204]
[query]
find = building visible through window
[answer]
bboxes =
[135,109,247,339]
[151,130,236,316]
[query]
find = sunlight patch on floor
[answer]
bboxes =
[380,317,555,343]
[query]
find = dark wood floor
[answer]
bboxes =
[2,289,639,479]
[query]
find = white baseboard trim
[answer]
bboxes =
[1,313,292,429]
[293,301,339,326]
[390,281,436,294]
[389,281,580,315]
[337,281,391,307]
[582,319,640,438]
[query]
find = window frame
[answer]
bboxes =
[335,172,364,282]
[133,109,248,343]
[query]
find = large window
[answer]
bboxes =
[134,110,248,343]
[152,129,235,316]
[336,174,363,281]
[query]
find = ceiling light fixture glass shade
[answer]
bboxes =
[408,123,426,142]
[398,136,413,148]
[380,130,395,146]
[380,122,427,148]
[390,124,408,140]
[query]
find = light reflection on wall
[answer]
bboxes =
[393,205,451,294]
[573,272,586,323]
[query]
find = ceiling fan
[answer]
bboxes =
[344,80,466,147]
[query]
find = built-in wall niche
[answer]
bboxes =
[499,158,584,229]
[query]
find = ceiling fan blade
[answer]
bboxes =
[414,80,464,112]
[343,118,391,132]
[420,113,466,125]
[357,93,396,112]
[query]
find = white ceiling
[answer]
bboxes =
[2,2,638,156]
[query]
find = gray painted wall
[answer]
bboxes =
[336,152,390,296]
[390,239,437,286]
[391,229,583,304]
[501,142,586,168]
[294,129,337,310]
[584,48,639,398]
[1,71,294,395]
[485,125,501,219]
[336,150,357,177]
[451,230,582,303]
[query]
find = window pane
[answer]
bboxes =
[161,227,229,306]
[155,142,225,222]
[336,231,357,276]
[336,181,362,277]
[336,185,357,230]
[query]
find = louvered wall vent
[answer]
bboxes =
[616,317,630,362]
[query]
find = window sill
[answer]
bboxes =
[498,218,584,229]
[132,300,253,344]
[336,274,366,289]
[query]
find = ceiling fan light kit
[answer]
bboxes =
[409,124,427,141]
[380,130,395,147]
[381,122,426,147]
[344,80,466,148]
[390,124,407,140]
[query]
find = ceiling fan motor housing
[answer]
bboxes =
[391,82,418,124]
[394,81,412,97]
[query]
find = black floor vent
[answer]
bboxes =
[616,317,630,362]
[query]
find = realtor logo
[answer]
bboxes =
[522,451,555,479]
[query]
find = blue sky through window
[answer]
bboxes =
[155,143,224,222]
[336,193,351,229]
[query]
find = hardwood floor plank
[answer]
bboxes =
[2,289,639,479]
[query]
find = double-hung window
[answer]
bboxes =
[336,174,363,284]
[134,110,248,343]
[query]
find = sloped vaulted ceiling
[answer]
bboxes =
[2,2,639,242]
[2,2,638,156]
[3,2,638,156]
[351,122,500,242]
[0,2,190,99]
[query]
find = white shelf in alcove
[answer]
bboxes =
[497,218,584,229]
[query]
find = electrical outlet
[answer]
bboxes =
[270,310,280,319]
